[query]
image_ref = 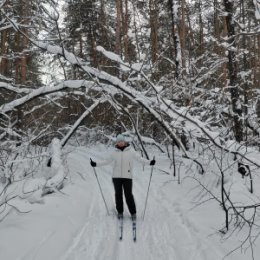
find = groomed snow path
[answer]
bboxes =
[0,145,253,260]
[62,146,225,260]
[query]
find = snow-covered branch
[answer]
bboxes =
[2,11,260,169]
[60,99,102,147]
[0,82,31,94]
[253,0,260,19]
[18,39,260,168]
[0,80,92,114]
[44,138,65,191]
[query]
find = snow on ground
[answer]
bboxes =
[0,144,259,260]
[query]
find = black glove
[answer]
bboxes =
[90,159,97,167]
[150,159,156,166]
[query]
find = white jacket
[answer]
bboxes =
[97,146,150,179]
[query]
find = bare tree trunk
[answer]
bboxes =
[198,0,204,57]
[149,0,158,64]
[15,32,21,84]
[99,0,109,67]
[241,0,249,142]
[0,30,8,75]
[123,0,129,62]
[185,2,195,77]
[21,0,30,84]
[115,0,122,55]
[180,0,186,68]
[254,36,259,88]
[0,0,9,76]
[132,3,141,60]
[185,2,195,49]
[79,34,83,58]
[258,35,260,88]
[21,34,28,84]
[89,1,97,67]
[214,0,220,55]
[169,0,182,82]
[223,0,243,142]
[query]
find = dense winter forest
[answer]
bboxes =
[1,0,260,259]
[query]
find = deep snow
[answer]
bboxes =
[0,144,259,260]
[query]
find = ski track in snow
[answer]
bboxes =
[19,230,56,260]
[62,147,224,260]
[2,146,260,260]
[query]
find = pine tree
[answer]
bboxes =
[0,0,42,85]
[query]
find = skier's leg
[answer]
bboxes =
[122,179,136,215]
[112,178,124,214]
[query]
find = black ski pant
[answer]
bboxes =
[112,178,136,215]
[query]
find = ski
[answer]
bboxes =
[117,215,136,241]
[132,218,136,242]
[119,216,123,240]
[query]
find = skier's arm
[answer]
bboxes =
[96,153,115,167]
[132,151,152,166]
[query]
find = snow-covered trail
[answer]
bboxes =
[1,145,255,260]
[62,146,225,260]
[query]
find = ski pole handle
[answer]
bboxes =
[143,157,155,220]
[91,162,109,215]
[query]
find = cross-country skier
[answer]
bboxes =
[90,134,155,220]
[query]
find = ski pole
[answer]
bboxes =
[142,156,155,220]
[90,158,110,215]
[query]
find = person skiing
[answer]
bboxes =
[90,134,155,220]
